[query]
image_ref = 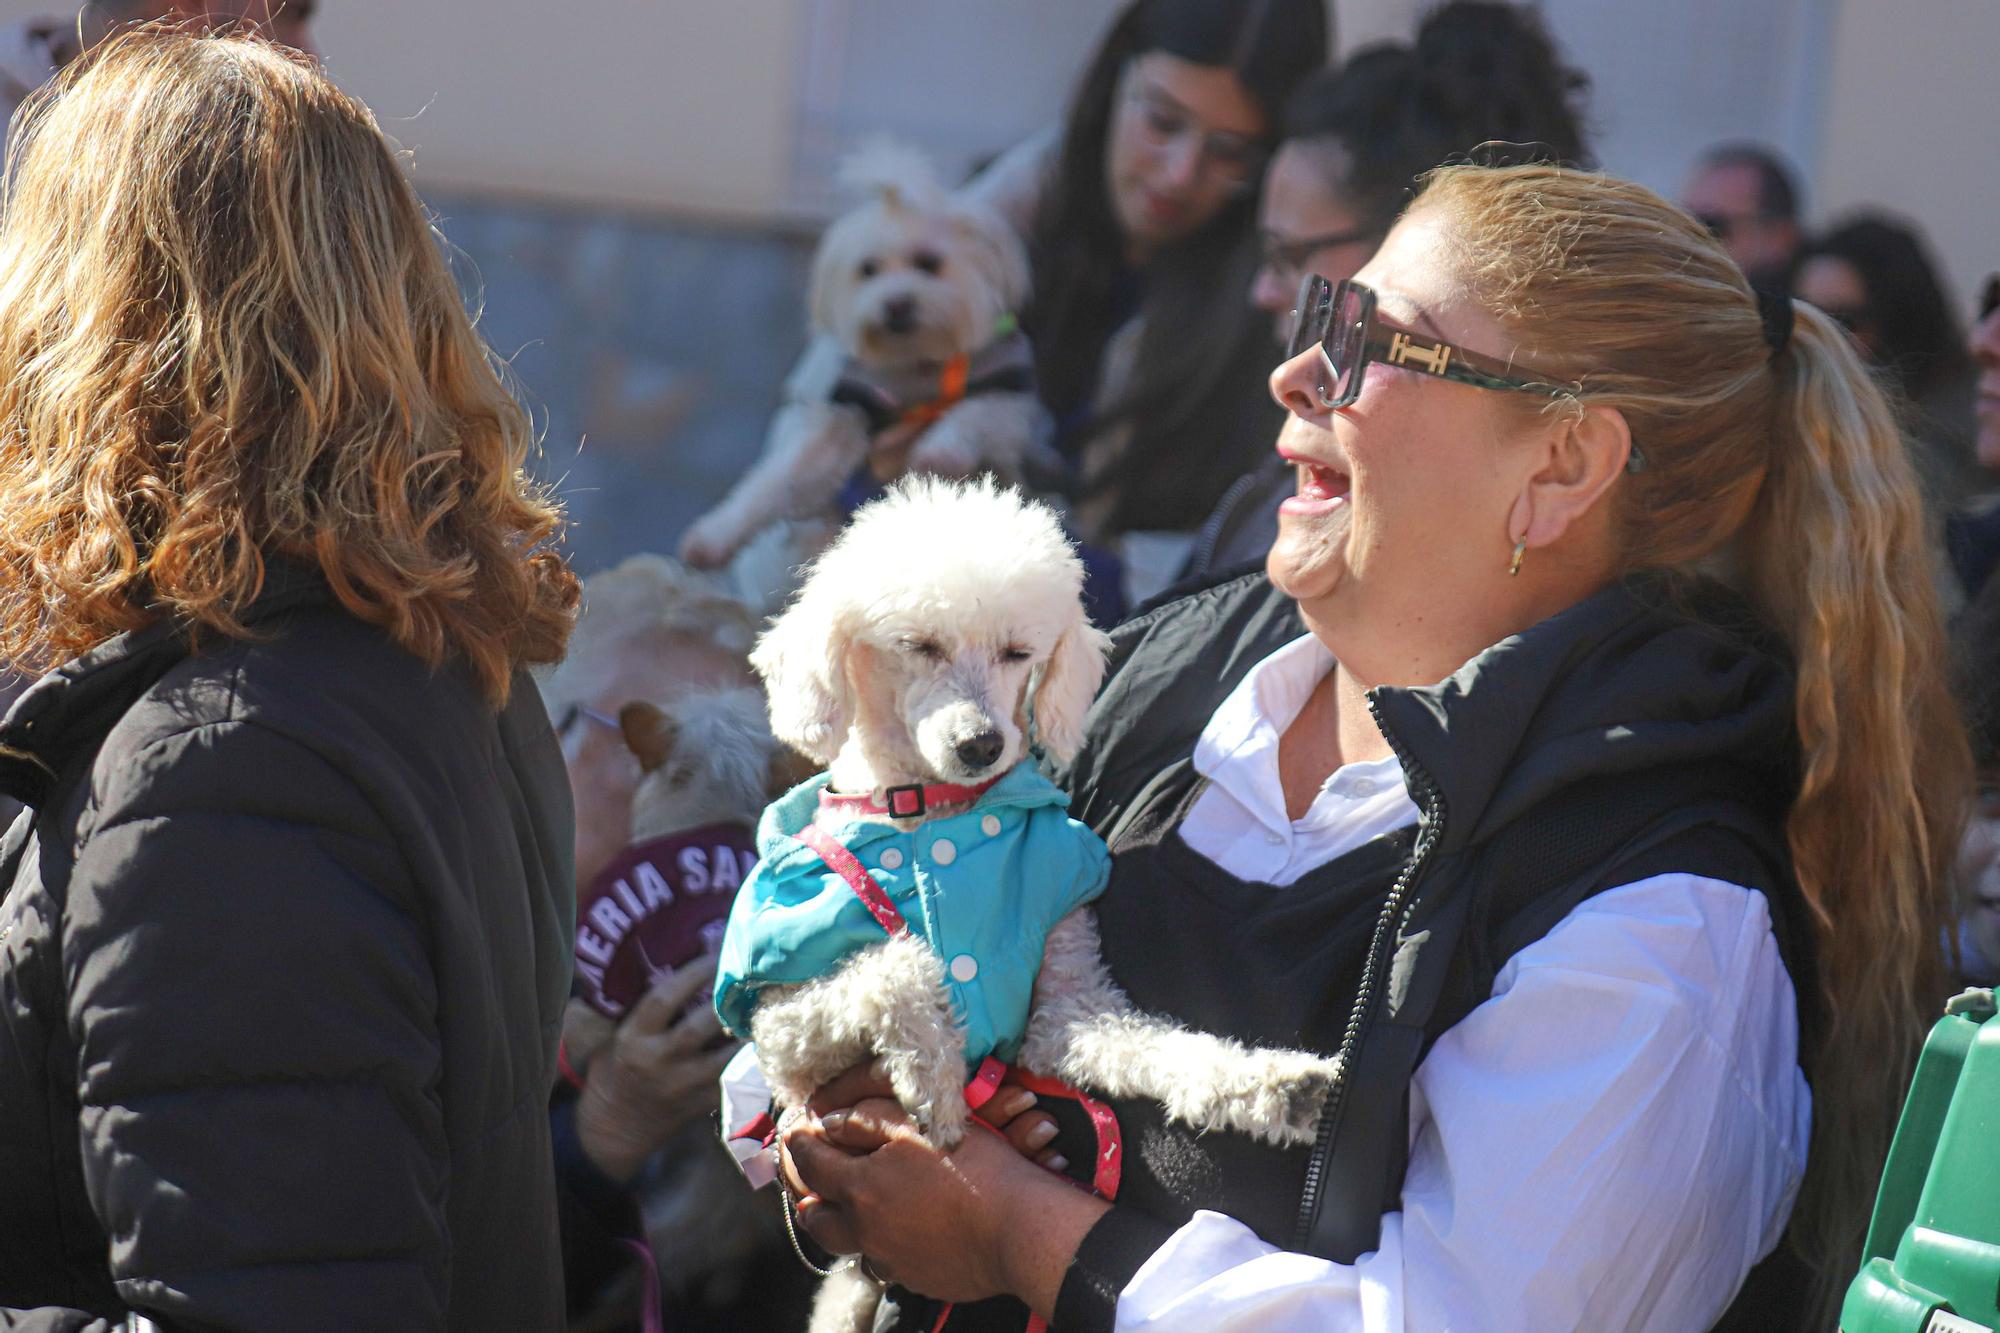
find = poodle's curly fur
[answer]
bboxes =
[744,479,1342,1328]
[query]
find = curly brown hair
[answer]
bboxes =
[0,29,576,704]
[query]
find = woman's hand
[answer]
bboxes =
[784,1098,1110,1313]
[799,1060,1069,1172]
[573,958,737,1184]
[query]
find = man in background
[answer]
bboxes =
[1682,141,1803,298]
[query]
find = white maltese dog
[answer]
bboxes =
[714,478,1340,1331]
[679,144,1049,573]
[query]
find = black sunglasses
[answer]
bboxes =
[1982,273,2000,322]
[1286,275,1646,473]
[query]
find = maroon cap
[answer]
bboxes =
[574,823,758,1018]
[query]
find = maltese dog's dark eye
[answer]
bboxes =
[911,250,944,276]
[998,646,1032,664]
[899,637,945,660]
[858,258,880,279]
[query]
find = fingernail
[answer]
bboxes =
[823,1110,848,1134]
[1045,1155,1068,1173]
[1026,1119,1058,1149]
[1000,1089,1038,1118]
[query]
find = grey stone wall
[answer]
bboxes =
[434,192,815,576]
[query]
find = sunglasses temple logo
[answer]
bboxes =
[1387,330,1453,376]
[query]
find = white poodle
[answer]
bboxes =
[714,477,1340,1328]
[678,143,1050,574]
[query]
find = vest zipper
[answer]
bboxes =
[1292,692,1446,1251]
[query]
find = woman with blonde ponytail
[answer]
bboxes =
[769,161,1965,1333]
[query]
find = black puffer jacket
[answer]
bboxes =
[0,565,575,1331]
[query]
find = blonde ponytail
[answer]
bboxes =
[1741,305,1970,1295]
[1420,163,1972,1323]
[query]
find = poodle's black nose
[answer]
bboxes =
[955,730,1004,770]
[883,296,918,333]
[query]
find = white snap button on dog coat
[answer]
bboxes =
[931,838,957,865]
[878,847,904,870]
[949,954,978,983]
[982,814,1002,837]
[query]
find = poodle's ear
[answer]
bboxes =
[749,593,857,765]
[1032,610,1110,763]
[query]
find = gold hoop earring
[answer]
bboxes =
[1509,539,1526,577]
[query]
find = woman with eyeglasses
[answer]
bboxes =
[777,163,1967,1333]
[1793,215,1983,511]
[1186,0,1592,579]
[974,0,1322,582]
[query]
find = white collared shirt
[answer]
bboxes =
[1181,632,1419,884]
[1117,635,1810,1332]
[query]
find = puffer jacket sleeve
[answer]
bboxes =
[57,719,450,1332]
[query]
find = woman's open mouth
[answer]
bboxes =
[1280,459,1351,517]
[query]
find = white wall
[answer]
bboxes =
[1811,0,1999,316]
[1,0,1992,311]
[0,0,812,220]
[313,1,807,220]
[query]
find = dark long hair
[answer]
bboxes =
[1027,0,1328,535]
[1285,1,1592,235]
[1798,214,1972,401]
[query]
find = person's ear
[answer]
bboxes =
[1507,403,1633,554]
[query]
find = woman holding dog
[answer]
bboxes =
[0,30,580,1330]
[780,164,1969,1330]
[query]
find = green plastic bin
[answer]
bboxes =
[1841,988,2000,1333]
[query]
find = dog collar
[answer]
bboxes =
[818,775,1004,820]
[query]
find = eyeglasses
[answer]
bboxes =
[1981,273,2000,322]
[1286,274,1648,474]
[1119,74,1268,193]
[554,702,623,743]
[1259,224,1387,288]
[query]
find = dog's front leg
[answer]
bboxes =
[1024,909,1343,1147]
[748,933,973,1146]
[680,401,870,568]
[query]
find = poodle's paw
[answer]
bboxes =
[1159,1047,1342,1147]
[905,428,982,479]
[891,1068,969,1148]
[1267,1057,1339,1143]
[808,1262,884,1333]
[1237,1049,1341,1146]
